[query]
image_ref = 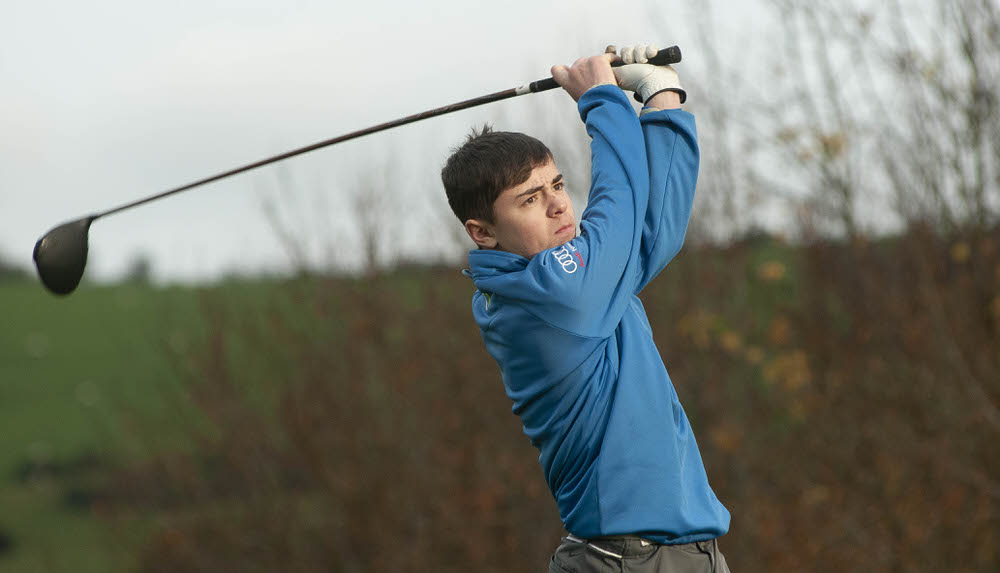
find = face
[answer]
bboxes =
[465,159,576,259]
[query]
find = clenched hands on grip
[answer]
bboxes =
[550,53,620,103]
[551,44,685,107]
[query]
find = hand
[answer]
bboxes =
[550,53,619,102]
[610,43,687,104]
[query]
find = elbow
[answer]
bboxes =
[663,217,692,260]
[664,238,685,265]
[656,232,687,266]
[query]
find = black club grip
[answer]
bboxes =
[528,45,682,93]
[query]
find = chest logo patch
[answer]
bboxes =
[552,246,578,274]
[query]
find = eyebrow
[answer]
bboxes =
[515,174,564,199]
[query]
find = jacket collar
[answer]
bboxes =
[464,249,530,280]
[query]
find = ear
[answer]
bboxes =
[464,219,498,249]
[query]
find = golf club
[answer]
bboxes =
[33,45,682,296]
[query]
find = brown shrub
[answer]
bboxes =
[102,229,999,572]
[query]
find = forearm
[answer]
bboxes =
[635,108,699,290]
[578,86,649,243]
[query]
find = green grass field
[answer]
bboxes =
[0,279,208,572]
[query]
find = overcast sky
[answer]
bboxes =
[2,0,773,284]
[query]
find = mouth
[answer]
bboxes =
[556,224,574,236]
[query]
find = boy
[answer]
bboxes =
[441,45,731,572]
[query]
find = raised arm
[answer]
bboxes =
[635,99,699,292]
[513,55,650,337]
[609,45,699,292]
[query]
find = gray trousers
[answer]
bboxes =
[548,534,731,573]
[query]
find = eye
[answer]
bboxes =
[523,195,537,206]
[554,182,565,191]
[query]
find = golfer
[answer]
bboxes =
[442,45,731,573]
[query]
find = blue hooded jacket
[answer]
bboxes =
[465,85,730,544]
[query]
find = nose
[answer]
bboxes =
[547,192,567,217]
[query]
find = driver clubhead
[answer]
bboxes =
[33,216,95,296]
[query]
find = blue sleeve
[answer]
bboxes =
[635,108,699,292]
[515,85,649,337]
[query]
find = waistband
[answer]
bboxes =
[563,534,718,560]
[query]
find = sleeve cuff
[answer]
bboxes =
[577,84,633,121]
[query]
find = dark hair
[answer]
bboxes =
[441,124,552,224]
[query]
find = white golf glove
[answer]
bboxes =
[610,44,687,104]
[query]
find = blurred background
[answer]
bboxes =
[2,0,998,571]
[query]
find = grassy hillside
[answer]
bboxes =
[0,280,206,572]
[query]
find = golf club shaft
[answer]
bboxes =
[96,45,681,220]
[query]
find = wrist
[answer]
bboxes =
[586,81,617,93]
[644,89,683,110]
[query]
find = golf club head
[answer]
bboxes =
[33,216,96,296]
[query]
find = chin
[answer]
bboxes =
[554,232,575,247]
